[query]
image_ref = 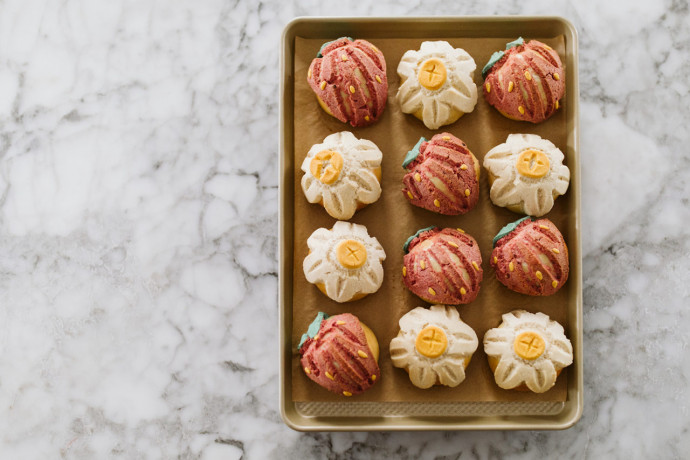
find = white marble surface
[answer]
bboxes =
[0,0,688,458]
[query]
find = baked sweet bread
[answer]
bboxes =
[402,133,480,215]
[402,227,482,305]
[397,41,478,129]
[490,217,569,296]
[307,37,388,127]
[301,131,383,220]
[389,305,478,389]
[483,133,570,216]
[299,312,380,396]
[482,37,565,123]
[303,222,386,303]
[483,310,573,393]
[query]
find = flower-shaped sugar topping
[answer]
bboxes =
[301,131,382,220]
[390,305,478,389]
[483,133,570,216]
[483,310,573,393]
[303,222,386,303]
[397,41,478,129]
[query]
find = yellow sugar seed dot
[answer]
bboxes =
[554,72,560,81]
[358,350,368,359]
[371,374,377,381]
[434,199,441,207]
[308,68,312,79]
[407,191,414,199]
[552,248,560,254]
[428,287,436,296]
[402,266,407,277]
[314,334,319,341]
[552,280,558,288]
[420,260,426,269]
[414,172,421,182]
[349,85,355,94]
[508,81,514,92]
[525,70,532,80]
[486,82,491,93]
[456,228,465,233]
[364,115,370,121]
[375,75,382,83]
[326,372,334,380]
[341,54,348,61]
[460,287,467,295]
[493,256,498,264]
[343,391,352,396]
[472,261,479,271]
[448,242,458,248]
[555,100,560,109]
[370,45,378,53]
[460,164,468,170]
[442,136,450,141]
[509,261,514,272]
[320,81,327,90]
[465,189,471,197]
[539,225,549,229]
[518,105,525,115]
[337,320,346,325]
[304,367,310,374]
[536,271,543,280]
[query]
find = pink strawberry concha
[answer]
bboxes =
[402,133,479,215]
[483,39,565,123]
[490,217,569,296]
[403,227,483,305]
[308,37,388,127]
[299,313,380,396]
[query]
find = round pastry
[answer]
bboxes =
[401,133,479,215]
[482,37,565,123]
[402,227,482,305]
[490,217,569,296]
[483,133,570,217]
[483,310,573,393]
[299,312,380,396]
[303,221,386,303]
[389,305,478,389]
[301,131,383,220]
[397,41,478,129]
[307,37,388,127]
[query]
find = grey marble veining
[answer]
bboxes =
[0,0,688,458]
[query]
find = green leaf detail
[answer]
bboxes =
[505,37,525,50]
[482,51,505,78]
[492,216,535,248]
[298,312,330,351]
[317,37,354,58]
[402,137,427,169]
[403,226,437,254]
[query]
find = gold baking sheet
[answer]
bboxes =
[279,16,582,431]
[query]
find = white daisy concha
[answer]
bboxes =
[397,41,478,130]
[389,305,478,389]
[303,222,386,303]
[483,133,570,217]
[483,310,573,393]
[301,131,382,220]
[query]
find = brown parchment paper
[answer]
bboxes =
[291,35,572,403]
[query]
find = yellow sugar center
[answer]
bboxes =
[516,149,550,179]
[415,326,448,358]
[514,331,546,360]
[417,58,447,91]
[309,150,343,184]
[336,239,367,269]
